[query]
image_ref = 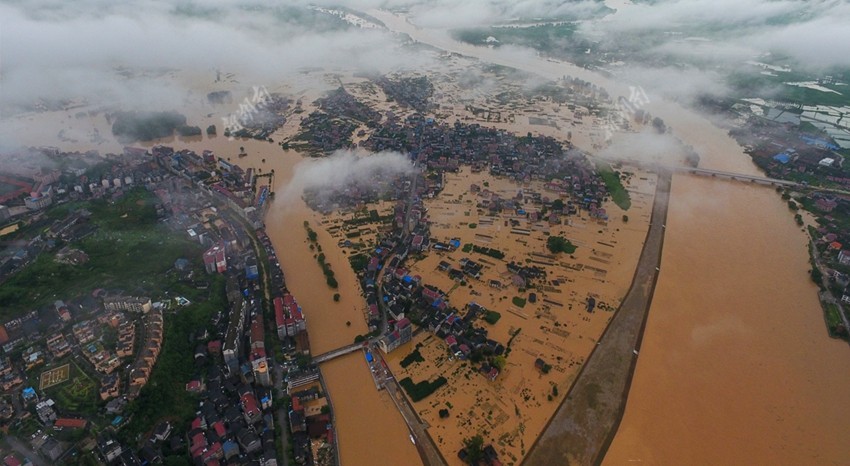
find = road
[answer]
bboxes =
[274,409,291,466]
[378,168,421,334]
[808,239,850,336]
[523,170,671,466]
[377,352,448,466]
[271,362,291,466]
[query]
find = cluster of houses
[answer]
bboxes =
[174,160,333,464]
[225,94,290,141]
[342,180,509,384]
[0,142,309,464]
[302,173,409,214]
[295,87,382,153]
[362,113,608,201]
[183,360,278,465]
[150,145,269,229]
[1,146,162,217]
[257,229,309,357]
[179,247,313,465]
[0,289,163,420]
[373,75,435,113]
[286,384,334,465]
[126,308,163,399]
[0,356,24,392]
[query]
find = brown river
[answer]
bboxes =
[165,137,423,466]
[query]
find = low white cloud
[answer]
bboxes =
[280,148,414,204]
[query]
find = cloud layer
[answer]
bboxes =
[280,148,414,204]
[0,1,433,112]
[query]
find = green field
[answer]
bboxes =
[727,68,850,108]
[45,361,98,416]
[121,274,225,440]
[39,363,71,390]
[399,376,447,402]
[597,164,631,211]
[822,302,848,340]
[0,189,205,319]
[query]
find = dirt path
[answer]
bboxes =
[522,170,671,466]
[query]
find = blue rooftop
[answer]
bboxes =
[773,152,791,164]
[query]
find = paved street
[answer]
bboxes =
[4,436,47,466]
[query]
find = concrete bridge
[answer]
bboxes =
[677,166,800,187]
[312,341,370,364]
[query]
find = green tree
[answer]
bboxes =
[547,236,577,254]
[164,456,191,466]
[492,355,506,370]
[463,435,485,464]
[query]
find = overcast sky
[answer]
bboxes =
[1,0,847,115]
[0,1,433,111]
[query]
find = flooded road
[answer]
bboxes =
[227,143,423,466]
[370,10,850,465]
[321,352,422,466]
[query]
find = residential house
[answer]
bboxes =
[103,296,152,314]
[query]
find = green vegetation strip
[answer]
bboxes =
[547,235,578,254]
[305,222,338,288]
[400,348,425,368]
[399,376,447,402]
[471,245,506,260]
[122,275,226,440]
[483,310,502,325]
[597,164,631,210]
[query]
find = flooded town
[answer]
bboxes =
[1,1,849,466]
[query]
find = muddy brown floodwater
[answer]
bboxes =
[604,175,850,465]
[250,150,424,466]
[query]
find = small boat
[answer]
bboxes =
[409,434,416,445]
